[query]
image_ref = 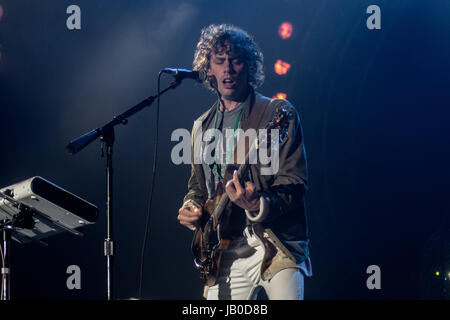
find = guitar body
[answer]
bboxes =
[191,182,231,286]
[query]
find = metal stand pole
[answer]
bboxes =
[102,126,115,301]
[1,223,11,300]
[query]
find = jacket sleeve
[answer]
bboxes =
[182,164,206,208]
[246,100,308,223]
[182,119,206,208]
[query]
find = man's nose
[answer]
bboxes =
[224,59,234,74]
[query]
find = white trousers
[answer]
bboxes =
[206,228,304,300]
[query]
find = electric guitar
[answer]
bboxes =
[191,106,292,286]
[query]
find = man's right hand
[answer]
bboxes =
[177,202,203,231]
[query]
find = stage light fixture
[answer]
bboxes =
[273,93,287,99]
[274,59,291,75]
[278,22,293,39]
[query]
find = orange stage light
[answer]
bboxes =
[274,60,291,75]
[0,5,3,21]
[278,22,293,39]
[273,93,287,100]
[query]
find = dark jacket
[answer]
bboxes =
[183,90,311,280]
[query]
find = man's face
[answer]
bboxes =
[207,45,249,101]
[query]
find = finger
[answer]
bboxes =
[178,212,199,221]
[180,206,201,216]
[244,181,257,199]
[178,209,201,223]
[182,203,201,212]
[181,208,201,217]
[178,215,199,226]
[193,206,202,213]
[225,179,237,200]
[179,220,196,231]
[178,217,196,225]
[232,170,245,197]
[245,181,255,192]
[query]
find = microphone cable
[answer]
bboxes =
[137,71,163,299]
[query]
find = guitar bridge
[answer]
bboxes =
[193,257,212,280]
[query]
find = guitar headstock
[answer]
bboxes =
[266,106,293,144]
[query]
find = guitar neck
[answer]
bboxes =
[212,143,255,222]
[211,108,286,223]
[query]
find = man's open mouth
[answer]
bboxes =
[222,78,235,88]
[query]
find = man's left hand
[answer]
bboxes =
[225,170,260,212]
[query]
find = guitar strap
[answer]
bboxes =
[221,95,279,271]
[217,94,272,241]
[223,94,273,183]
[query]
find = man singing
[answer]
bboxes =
[177,24,312,300]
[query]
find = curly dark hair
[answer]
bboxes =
[193,24,265,91]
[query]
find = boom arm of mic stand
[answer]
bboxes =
[66,79,182,154]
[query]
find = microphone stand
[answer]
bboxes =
[1,221,11,301]
[66,76,183,300]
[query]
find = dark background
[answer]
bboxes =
[0,0,449,300]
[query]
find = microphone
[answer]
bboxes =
[162,68,207,82]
